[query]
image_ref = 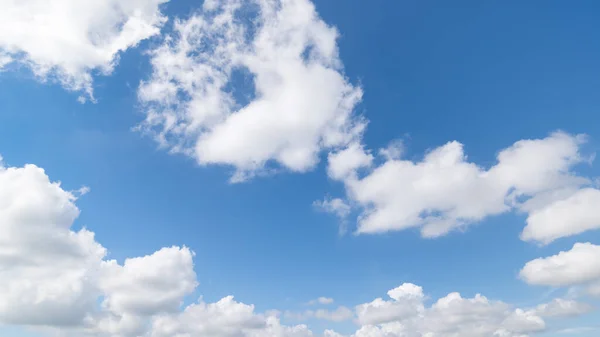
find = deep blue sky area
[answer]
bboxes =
[0,1,599,336]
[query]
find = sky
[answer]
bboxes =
[0,0,599,336]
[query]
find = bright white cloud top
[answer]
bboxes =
[138,0,364,182]
[324,132,600,241]
[0,0,169,99]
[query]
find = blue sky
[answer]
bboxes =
[0,1,599,336]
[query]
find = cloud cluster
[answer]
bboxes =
[0,158,310,337]
[3,156,592,337]
[0,0,169,99]
[324,132,600,242]
[138,0,363,181]
[324,283,572,337]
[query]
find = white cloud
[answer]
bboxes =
[328,284,554,337]
[150,296,266,337]
[1,154,593,337]
[355,284,425,326]
[325,132,599,240]
[99,247,198,316]
[521,188,600,245]
[137,0,364,182]
[0,162,105,326]
[0,0,169,98]
[520,242,600,296]
[0,156,311,337]
[307,297,335,306]
[327,142,373,181]
[534,299,593,318]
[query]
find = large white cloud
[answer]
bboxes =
[0,162,105,326]
[520,242,600,296]
[137,0,364,182]
[324,132,600,241]
[0,156,310,337]
[0,0,169,99]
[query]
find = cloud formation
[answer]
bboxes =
[325,283,571,337]
[2,155,591,337]
[0,157,309,337]
[138,0,363,182]
[324,132,600,241]
[0,0,169,99]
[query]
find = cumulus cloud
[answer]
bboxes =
[324,132,600,241]
[0,0,169,99]
[0,160,588,337]
[520,242,600,296]
[0,157,311,337]
[137,0,364,182]
[326,283,556,337]
[355,284,425,326]
[0,161,105,326]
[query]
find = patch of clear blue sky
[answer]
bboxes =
[1,0,599,335]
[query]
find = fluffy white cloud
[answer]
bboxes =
[520,242,600,296]
[137,0,364,181]
[355,284,425,326]
[1,154,592,337]
[0,162,105,326]
[327,142,373,181]
[327,284,554,337]
[521,188,600,245]
[0,157,310,337]
[325,132,599,240]
[99,246,197,317]
[150,296,267,337]
[0,0,169,98]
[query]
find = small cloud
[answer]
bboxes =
[74,186,91,197]
[314,197,352,234]
[379,139,405,160]
[307,297,335,305]
[313,198,351,219]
